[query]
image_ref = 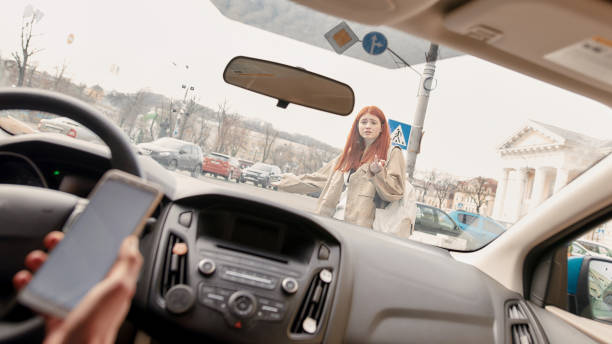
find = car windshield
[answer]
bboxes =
[1,0,611,252]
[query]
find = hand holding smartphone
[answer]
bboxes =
[18,169,162,318]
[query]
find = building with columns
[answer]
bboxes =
[492,120,612,224]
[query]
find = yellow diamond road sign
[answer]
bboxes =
[324,21,359,54]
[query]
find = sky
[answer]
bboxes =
[1,0,611,179]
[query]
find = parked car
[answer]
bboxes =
[38,117,100,142]
[238,159,254,170]
[137,137,202,177]
[449,210,506,244]
[575,239,612,258]
[411,203,474,250]
[568,241,595,257]
[243,162,281,188]
[201,152,242,182]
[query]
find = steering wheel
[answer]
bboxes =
[0,88,143,342]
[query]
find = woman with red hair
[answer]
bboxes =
[277,106,405,229]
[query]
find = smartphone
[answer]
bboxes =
[18,169,162,318]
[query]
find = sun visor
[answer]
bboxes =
[444,0,612,92]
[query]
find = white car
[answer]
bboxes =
[38,117,100,143]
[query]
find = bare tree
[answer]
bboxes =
[107,90,147,136]
[11,7,44,87]
[26,62,38,87]
[261,123,278,162]
[213,100,241,154]
[270,143,295,170]
[433,178,457,209]
[53,61,68,90]
[227,124,250,156]
[419,171,437,202]
[193,115,211,150]
[461,177,495,214]
[179,98,201,140]
[157,99,177,138]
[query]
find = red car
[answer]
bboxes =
[201,152,242,182]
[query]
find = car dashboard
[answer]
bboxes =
[0,132,578,344]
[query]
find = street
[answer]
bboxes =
[193,172,319,214]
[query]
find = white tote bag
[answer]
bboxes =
[373,180,417,238]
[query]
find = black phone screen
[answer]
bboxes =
[22,176,159,314]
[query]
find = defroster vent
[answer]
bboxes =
[291,269,333,335]
[160,234,188,297]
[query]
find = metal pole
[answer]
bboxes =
[406,43,438,180]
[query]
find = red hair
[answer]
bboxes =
[335,106,390,172]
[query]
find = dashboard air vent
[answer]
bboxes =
[506,301,546,344]
[508,304,527,320]
[160,234,188,297]
[290,269,332,335]
[511,324,533,344]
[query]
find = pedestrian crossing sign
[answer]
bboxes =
[388,119,411,150]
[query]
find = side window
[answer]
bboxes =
[420,207,435,223]
[459,214,478,226]
[580,242,597,252]
[540,221,612,324]
[435,210,456,232]
[181,145,192,154]
[569,243,587,256]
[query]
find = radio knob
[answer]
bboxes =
[281,277,299,294]
[228,291,257,318]
[198,259,216,276]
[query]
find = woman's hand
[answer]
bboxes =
[369,154,386,174]
[13,231,143,344]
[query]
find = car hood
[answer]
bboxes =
[246,167,268,174]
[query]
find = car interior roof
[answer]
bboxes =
[294,0,612,108]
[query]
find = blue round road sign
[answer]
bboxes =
[362,32,388,55]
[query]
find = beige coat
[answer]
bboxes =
[278,146,405,228]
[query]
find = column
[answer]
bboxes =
[492,168,512,219]
[531,167,552,209]
[513,168,529,222]
[553,168,570,193]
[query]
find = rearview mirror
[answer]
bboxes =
[223,56,355,116]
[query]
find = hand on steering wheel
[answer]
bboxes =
[13,232,143,344]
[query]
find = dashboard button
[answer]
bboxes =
[198,259,216,276]
[178,211,192,227]
[281,277,298,294]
